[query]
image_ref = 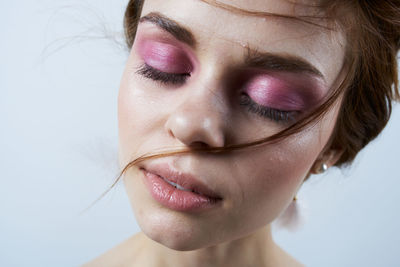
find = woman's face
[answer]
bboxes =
[118,0,345,250]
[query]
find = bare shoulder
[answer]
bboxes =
[81,234,143,267]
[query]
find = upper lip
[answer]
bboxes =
[142,162,222,199]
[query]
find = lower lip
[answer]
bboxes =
[141,169,221,212]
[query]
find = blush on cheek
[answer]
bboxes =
[137,40,192,73]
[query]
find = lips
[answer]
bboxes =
[142,163,222,200]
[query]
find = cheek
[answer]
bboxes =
[233,117,337,224]
[240,101,342,201]
[117,60,160,164]
[244,138,317,198]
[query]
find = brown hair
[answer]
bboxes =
[117,0,400,185]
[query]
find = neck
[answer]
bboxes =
[132,225,281,267]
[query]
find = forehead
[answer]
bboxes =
[140,0,346,87]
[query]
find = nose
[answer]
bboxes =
[164,89,227,148]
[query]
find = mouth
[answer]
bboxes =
[139,164,222,212]
[160,176,201,194]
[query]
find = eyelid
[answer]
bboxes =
[243,72,323,111]
[137,40,193,74]
[240,94,297,124]
[135,25,200,68]
[136,63,190,85]
[246,83,306,111]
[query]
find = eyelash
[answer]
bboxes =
[136,63,296,123]
[136,63,190,85]
[239,94,296,124]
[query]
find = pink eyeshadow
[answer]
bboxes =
[246,75,309,111]
[138,41,192,73]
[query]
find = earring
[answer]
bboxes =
[274,195,305,231]
[319,163,328,173]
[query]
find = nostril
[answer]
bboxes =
[189,141,210,149]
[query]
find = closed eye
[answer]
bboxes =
[240,93,298,124]
[136,63,190,85]
[136,63,299,124]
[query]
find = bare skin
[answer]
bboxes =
[83,226,304,267]
[84,0,346,266]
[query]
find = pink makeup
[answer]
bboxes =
[140,163,222,212]
[136,39,193,74]
[245,73,325,111]
[135,26,326,114]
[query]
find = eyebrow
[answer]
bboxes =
[244,49,324,79]
[140,12,197,48]
[139,12,324,79]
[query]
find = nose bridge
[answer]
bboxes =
[190,72,227,116]
[164,67,229,148]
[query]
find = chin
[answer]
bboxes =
[136,210,220,251]
[143,226,208,251]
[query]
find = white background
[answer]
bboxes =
[1,1,399,266]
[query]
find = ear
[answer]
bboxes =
[309,148,344,174]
